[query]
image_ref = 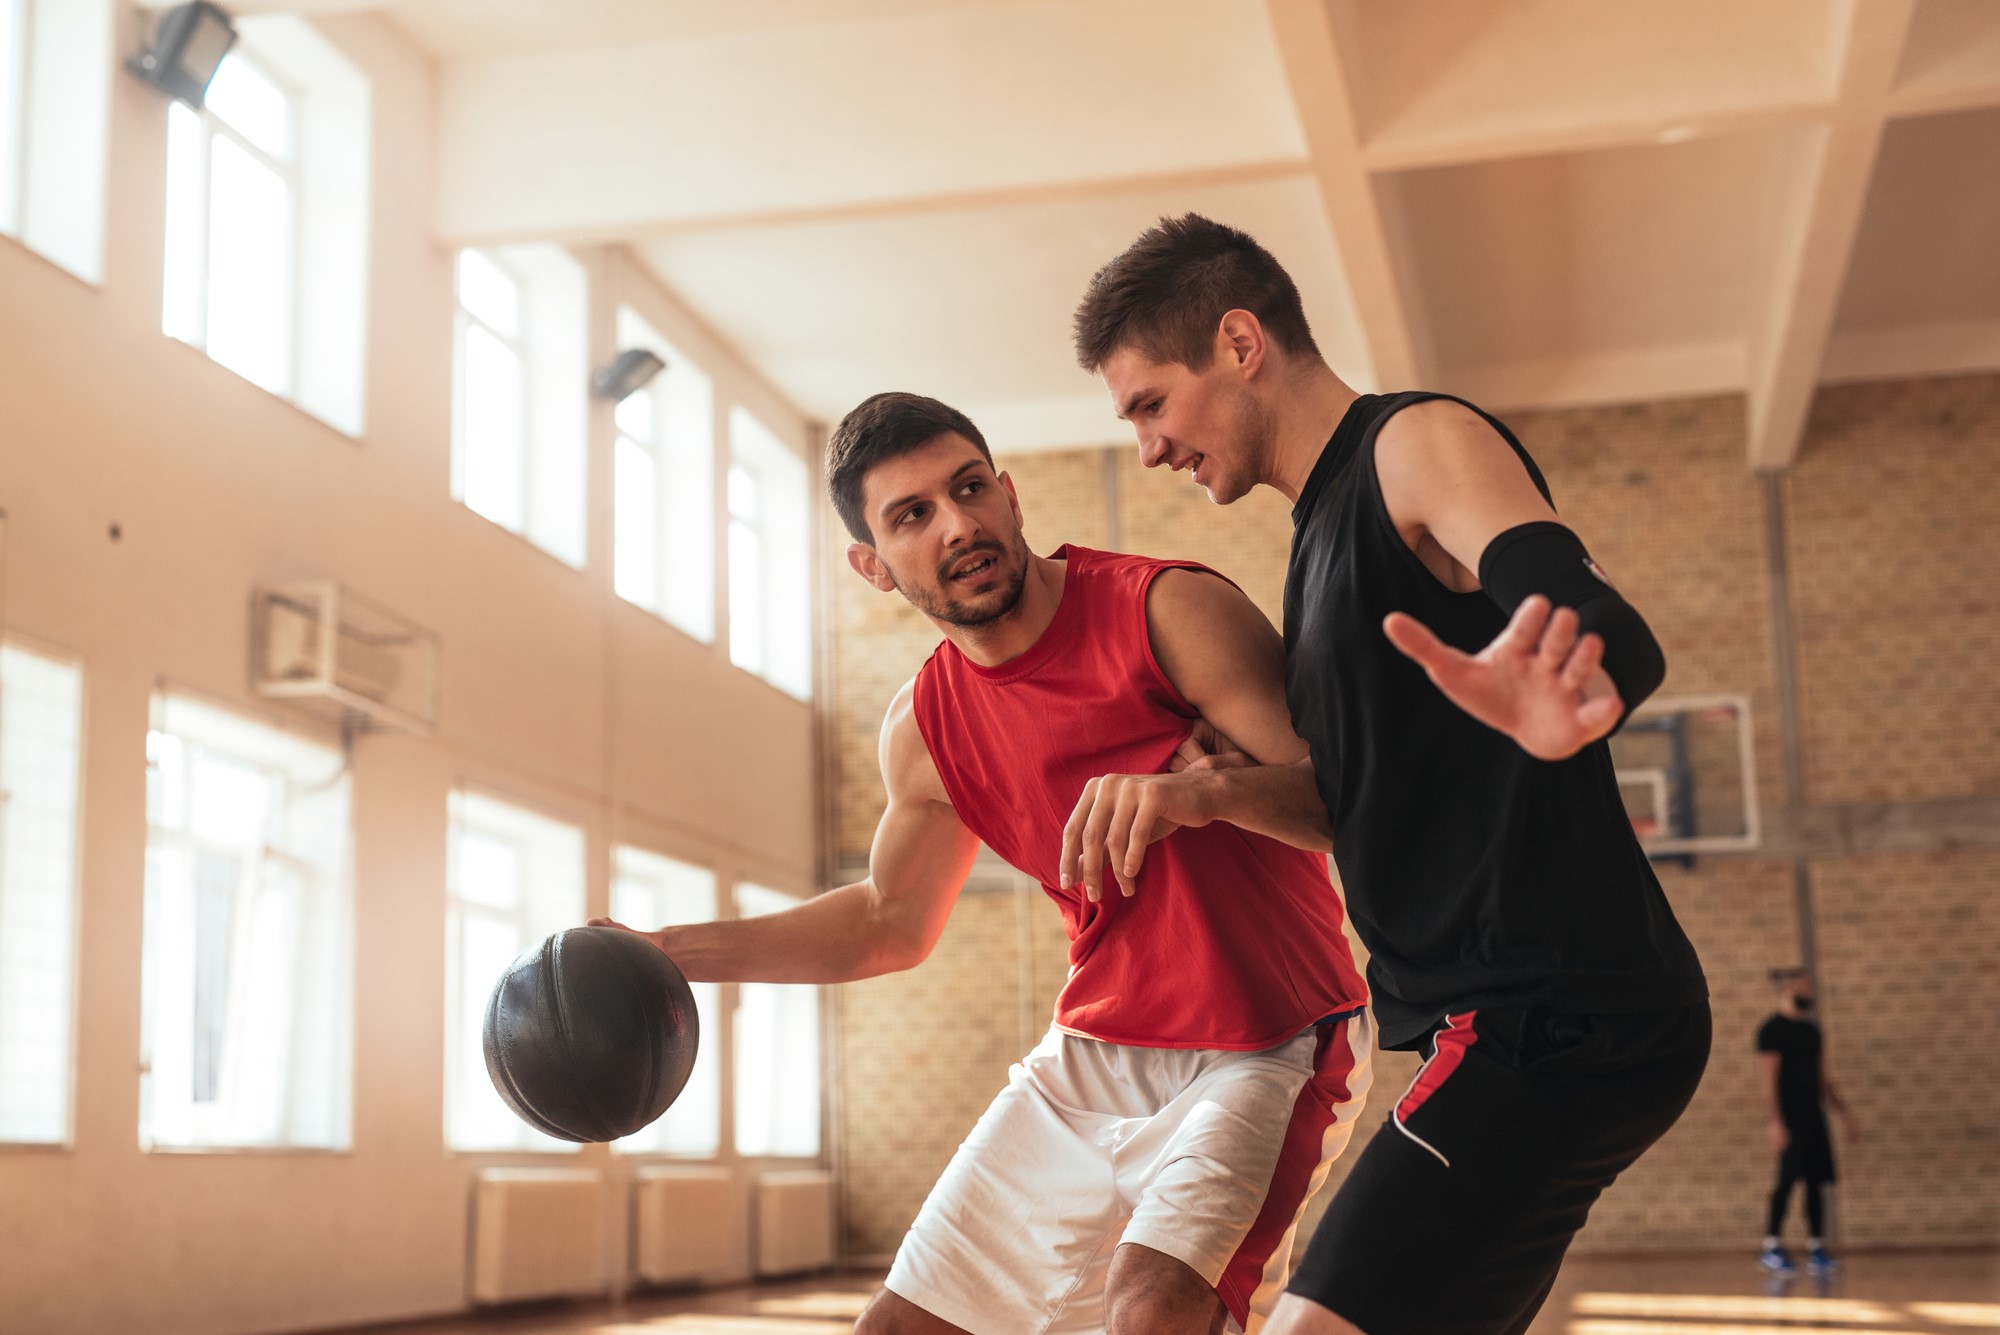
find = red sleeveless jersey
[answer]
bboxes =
[911,545,1367,1050]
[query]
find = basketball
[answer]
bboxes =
[481,926,700,1144]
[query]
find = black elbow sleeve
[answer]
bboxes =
[1477,521,1666,717]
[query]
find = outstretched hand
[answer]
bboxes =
[1384,594,1623,761]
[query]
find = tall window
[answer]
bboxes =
[612,307,715,642]
[0,0,23,237]
[0,640,83,1146]
[163,50,299,398]
[734,883,819,1158]
[159,17,370,434]
[140,693,352,1150]
[454,249,526,534]
[610,847,721,1157]
[452,245,587,567]
[0,0,112,282]
[445,789,585,1151]
[727,409,813,701]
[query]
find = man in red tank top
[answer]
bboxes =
[596,392,1369,1334]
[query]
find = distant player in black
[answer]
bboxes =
[1064,215,1710,1335]
[1757,968,1857,1278]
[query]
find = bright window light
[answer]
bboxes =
[610,847,721,1158]
[0,0,23,235]
[162,49,297,398]
[204,51,290,160]
[1,0,111,281]
[727,409,811,700]
[0,641,83,1146]
[159,18,370,434]
[1908,1305,2000,1328]
[733,883,819,1158]
[140,693,352,1151]
[205,132,293,393]
[615,435,660,611]
[612,307,715,641]
[452,246,587,568]
[445,789,585,1152]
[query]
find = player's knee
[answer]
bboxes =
[854,1287,976,1335]
[850,1290,928,1335]
[1105,1260,1224,1335]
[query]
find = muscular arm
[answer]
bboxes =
[1060,569,1332,901]
[1145,568,1331,851]
[1375,400,1657,760]
[597,682,979,983]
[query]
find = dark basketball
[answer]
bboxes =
[482,926,700,1143]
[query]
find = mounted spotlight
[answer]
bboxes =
[591,349,667,403]
[128,2,238,110]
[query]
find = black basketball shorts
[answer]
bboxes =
[1285,1001,1712,1335]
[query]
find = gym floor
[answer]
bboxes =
[333,1250,2000,1335]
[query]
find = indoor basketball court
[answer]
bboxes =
[1,3,1995,1335]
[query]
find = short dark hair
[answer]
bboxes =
[1073,213,1320,373]
[826,392,994,543]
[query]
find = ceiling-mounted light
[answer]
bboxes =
[127,2,238,110]
[591,349,667,403]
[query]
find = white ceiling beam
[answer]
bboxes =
[1361,99,1836,173]
[1262,0,1425,391]
[1745,0,1918,472]
[449,159,1312,249]
[1439,342,1748,417]
[1885,81,2000,119]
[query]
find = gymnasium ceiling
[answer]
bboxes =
[231,0,2000,466]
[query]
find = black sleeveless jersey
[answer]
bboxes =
[1284,392,1707,1050]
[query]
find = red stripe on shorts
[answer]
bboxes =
[1215,1016,1362,1328]
[1395,1010,1478,1122]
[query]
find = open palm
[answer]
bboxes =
[1384,595,1623,761]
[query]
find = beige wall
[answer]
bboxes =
[828,377,2000,1259]
[0,14,817,1335]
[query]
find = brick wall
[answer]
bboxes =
[825,374,2000,1260]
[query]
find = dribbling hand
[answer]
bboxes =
[1384,595,1624,761]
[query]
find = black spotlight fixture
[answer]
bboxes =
[591,349,667,403]
[128,2,238,110]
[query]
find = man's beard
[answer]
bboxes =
[1210,391,1277,505]
[888,531,1032,628]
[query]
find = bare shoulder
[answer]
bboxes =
[879,678,949,805]
[1146,566,1271,637]
[1146,566,1285,697]
[1375,397,1552,545]
[1375,398,1514,480]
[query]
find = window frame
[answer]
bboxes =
[729,880,823,1162]
[0,0,26,236]
[450,247,532,538]
[725,408,812,701]
[607,843,726,1161]
[0,633,84,1152]
[442,785,587,1155]
[162,45,305,400]
[138,692,353,1154]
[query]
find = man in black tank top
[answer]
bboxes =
[1062,215,1710,1334]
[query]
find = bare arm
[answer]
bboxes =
[1759,1052,1791,1153]
[1375,400,1632,760]
[1822,1059,1859,1137]
[1060,569,1332,901]
[593,682,979,983]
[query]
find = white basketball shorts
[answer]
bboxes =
[883,1008,1374,1334]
